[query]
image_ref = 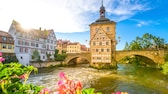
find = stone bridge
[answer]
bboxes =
[63,52,91,65]
[116,50,167,64]
[63,50,168,65]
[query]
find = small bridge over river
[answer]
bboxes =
[63,50,168,65]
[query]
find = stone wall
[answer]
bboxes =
[30,61,61,68]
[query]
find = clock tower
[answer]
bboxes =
[89,0,117,69]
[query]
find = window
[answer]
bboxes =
[8,45,12,49]
[9,38,13,42]
[31,43,34,46]
[97,57,101,60]
[25,42,29,46]
[42,44,46,48]
[107,49,110,52]
[20,47,23,52]
[47,45,49,49]
[18,40,21,44]
[51,40,53,44]
[36,44,39,47]
[2,37,7,41]
[106,27,110,32]
[2,44,6,48]
[99,42,102,45]
[25,48,28,53]
[93,42,96,46]
[101,48,104,52]
[96,49,98,52]
[106,41,109,45]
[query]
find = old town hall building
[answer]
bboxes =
[89,1,117,68]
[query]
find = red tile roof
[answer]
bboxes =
[0,30,12,37]
[0,30,14,44]
[12,20,52,39]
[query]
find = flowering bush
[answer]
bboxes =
[0,52,42,94]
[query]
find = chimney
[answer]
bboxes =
[39,27,41,31]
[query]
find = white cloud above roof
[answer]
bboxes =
[0,0,150,33]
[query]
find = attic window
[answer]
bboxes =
[106,27,110,32]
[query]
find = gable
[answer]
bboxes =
[91,27,110,42]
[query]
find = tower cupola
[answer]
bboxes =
[99,0,105,18]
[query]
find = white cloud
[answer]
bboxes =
[0,0,150,33]
[130,19,160,27]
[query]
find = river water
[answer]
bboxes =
[28,64,168,94]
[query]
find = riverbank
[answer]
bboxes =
[30,61,63,68]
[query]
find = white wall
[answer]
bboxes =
[16,53,30,66]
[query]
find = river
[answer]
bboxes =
[28,64,168,94]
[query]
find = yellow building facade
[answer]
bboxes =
[67,42,81,53]
[89,3,117,68]
[0,30,14,56]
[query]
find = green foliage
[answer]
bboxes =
[2,55,18,64]
[46,53,51,60]
[124,42,130,50]
[82,88,102,94]
[161,62,168,75]
[124,33,167,50]
[0,63,42,94]
[120,56,146,66]
[54,49,67,61]
[32,50,41,61]
[165,52,168,62]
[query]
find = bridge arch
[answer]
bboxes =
[115,50,165,65]
[63,53,91,65]
[117,54,157,66]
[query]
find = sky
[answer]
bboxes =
[0,0,168,50]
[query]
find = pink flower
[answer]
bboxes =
[57,79,66,86]
[39,88,50,94]
[53,91,60,94]
[0,57,5,62]
[59,72,66,79]
[0,52,2,56]
[19,73,28,79]
[75,81,82,90]
[116,92,121,94]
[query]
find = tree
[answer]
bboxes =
[2,55,18,64]
[124,33,167,50]
[46,53,51,61]
[54,49,67,61]
[124,42,130,50]
[32,50,40,61]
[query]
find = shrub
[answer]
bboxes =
[0,52,42,94]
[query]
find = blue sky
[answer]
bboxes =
[0,0,168,50]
